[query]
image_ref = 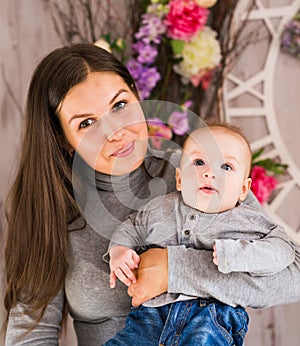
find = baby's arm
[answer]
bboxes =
[108,207,151,288]
[213,225,295,275]
[109,245,140,288]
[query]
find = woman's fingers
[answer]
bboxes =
[128,248,168,306]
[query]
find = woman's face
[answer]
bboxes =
[59,72,148,175]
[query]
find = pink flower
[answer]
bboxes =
[251,166,278,204]
[190,68,214,89]
[147,118,173,149]
[165,0,209,41]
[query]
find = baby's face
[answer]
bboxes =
[176,128,251,213]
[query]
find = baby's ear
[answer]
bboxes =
[175,168,182,191]
[239,178,252,201]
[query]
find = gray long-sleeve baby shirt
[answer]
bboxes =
[109,191,296,307]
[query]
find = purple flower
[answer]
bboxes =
[168,101,191,135]
[281,14,300,57]
[147,117,165,129]
[133,42,158,64]
[136,66,161,99]
[135,13,166,44]
[142,66,161,89]
[126,58,143,80]
[281,31,292,47]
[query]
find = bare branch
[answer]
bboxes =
[1,64,23,118]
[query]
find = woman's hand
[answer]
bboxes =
[127,248,168,306]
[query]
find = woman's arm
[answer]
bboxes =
[5,290,64,345]
[128,246,300,308]
[167,245,300,308]
[129,235,300,309]
[215,223,296,275]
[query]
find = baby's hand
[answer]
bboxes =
[213,243,218,266]
[109,246,140,288]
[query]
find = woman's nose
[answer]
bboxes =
[107,128,125,142]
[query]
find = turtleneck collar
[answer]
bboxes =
[94,165,146,192]
[73,146,168,193]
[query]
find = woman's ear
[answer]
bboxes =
[175,168,182,191]
[239,177,252,201]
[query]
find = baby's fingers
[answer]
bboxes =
[120,264,137,284]
[114,267,135,287]
[110,271,117,288]
[132,251,140,268]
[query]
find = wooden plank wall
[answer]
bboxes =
[0,1,60,344]
[0,1,299,345]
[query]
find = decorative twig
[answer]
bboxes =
[43,0,136,46]
[204,0,260,118]
[1,64,23,118]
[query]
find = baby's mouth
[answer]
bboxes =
[199,185,218,194]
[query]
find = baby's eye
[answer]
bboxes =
[79,118,95,129]
[193,159,205,166]
[112,101,127,113]
[221,163,233,171]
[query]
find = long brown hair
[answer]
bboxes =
[4,44,139,331]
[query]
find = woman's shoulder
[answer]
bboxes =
[145,148,181,194]
[150,147,181,165]
[145,147,181,176]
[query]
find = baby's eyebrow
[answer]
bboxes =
[188,150,204,157]
[223,155,239,163]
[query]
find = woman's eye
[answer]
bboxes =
[79,118,95,129]
[193,159,205,166]
[221,163,233,171]
[112,101,127,113]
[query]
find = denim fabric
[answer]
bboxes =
[103,299,249,346]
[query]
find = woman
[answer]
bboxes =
[4,44,300,345]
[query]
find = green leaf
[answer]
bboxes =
[251,148,264,161]
[253,159,288,175]
[103,33,111,44]
[112,38,126,53]
[170,40,184,55]
[251,148,288,175]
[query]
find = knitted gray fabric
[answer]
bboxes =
[5,150,300,345]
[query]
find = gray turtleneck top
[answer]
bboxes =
[5,149,300,346]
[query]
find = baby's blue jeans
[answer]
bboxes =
[104,299,249,345]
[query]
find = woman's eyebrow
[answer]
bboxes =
[69,113,94,125]
[109,89,128,105]
[68,89,129,124]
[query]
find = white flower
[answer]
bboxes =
[115,38,125,50]
[175,26,221,79]
[94,38,112,53]
[195,0,218,8]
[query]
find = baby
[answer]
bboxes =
[105,123,295,346]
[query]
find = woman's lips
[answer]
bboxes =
[112,142,135,158]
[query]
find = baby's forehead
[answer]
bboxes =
[185,127,246,149]
[183,126,252,171]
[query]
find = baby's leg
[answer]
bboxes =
[103,305,168,346]
[159,299,249,346]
